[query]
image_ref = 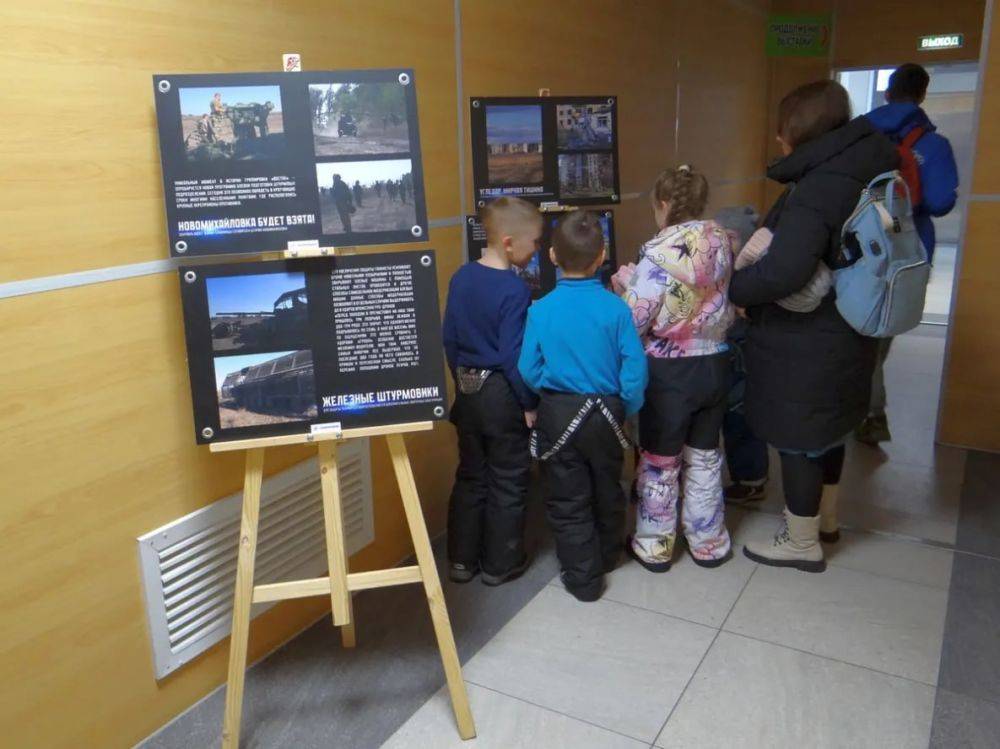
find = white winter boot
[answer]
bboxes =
[819,484,840,543]
[743,508,826,573]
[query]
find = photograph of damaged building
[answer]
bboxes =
[215,349,317,428]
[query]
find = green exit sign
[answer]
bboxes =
[919,34,964,51]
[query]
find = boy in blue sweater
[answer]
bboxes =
[442,197,542,586]
[519,211,648,602]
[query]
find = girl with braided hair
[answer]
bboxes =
[612,165,736,571]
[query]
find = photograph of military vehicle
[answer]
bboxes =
[179,85,285,162]
[206,271,308,354]
[315,159,417,235]
[309,82,409,156]
[215,350,317,429]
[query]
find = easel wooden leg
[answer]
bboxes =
[386,433,476,740]
[317,441,353,631]
[341,593,357,648]
[222,448,265,749]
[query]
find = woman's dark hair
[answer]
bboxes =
[777,79,852,149]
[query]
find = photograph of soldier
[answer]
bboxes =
[206,271,309,354]
[309,82,409,156]
[557,152,615,199]
[556,103,614,149]
[179,85,284,162]
[315,159,417,235]
[485,104,544,185]
[215,350,317,429]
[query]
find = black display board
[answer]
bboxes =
[179,250,447,444]
[464,209,617,297]
[469,96,620,207]
[153,69,428,257]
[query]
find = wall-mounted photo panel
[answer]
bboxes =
[470,96,620,207]
[153,69,427,257]
[180,251,447,444]
[465,209,616,298]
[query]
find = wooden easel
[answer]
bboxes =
[216,246,475,747]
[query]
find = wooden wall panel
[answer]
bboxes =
[833,0,986,69]
[939,202,1000,449]
[973,4,1000,194]
[676,0,771,216]
[0,0,460,284]
[940,2,1000,451]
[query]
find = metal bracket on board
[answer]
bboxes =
[283,240,357,259]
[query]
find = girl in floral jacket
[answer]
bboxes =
[613,165,736,571]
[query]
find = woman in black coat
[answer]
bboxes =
[730,80,898,572]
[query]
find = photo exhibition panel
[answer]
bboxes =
[153,69,428,257]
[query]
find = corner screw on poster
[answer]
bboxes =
[150,66,475,747]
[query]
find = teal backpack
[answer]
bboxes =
[835,171,930,338]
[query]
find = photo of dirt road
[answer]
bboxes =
[310,82,409,156]
[486,104,544,186]
[315,159,417,235]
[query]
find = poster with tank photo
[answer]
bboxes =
[206,271,308,354]
[153,69,427,258]
[215,350,318,429]
[180,251,448,444]
[464,215,545,297]
[316,159,417,235]
[309,82,409,156]
[556,103,614,149]
[179,85,284,162]
[470,95,619,206]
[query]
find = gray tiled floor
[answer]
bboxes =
[140,326,1000,748]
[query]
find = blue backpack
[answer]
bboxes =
[834,171,930,338]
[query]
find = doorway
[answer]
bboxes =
[836,62,979,326]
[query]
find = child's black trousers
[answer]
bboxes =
[537,391,627,599]
[447,375,530,576]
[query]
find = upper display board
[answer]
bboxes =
[153,69,428,257]
[469,96,620,208]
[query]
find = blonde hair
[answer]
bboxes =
[652,165,709,226]
[481,196,542,246]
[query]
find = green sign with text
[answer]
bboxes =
[766,14,832,57]
[919,34,964,51]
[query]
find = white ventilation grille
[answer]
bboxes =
[137,438,373,679]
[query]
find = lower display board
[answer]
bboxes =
[179,250,447,444]
[465,209,617,298]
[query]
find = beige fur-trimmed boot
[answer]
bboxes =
[819,484,840,543]
[743,508,826,573]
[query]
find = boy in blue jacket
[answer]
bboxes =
[519,211,647,602]
[861,63,959,445]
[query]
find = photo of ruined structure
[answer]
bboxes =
[215,350,317,428]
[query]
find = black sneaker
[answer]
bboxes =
[481,557,529,587]
[449,562,479,583]
[724,482,767,505]
[855,414,891,446]
[624,535,672,573]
